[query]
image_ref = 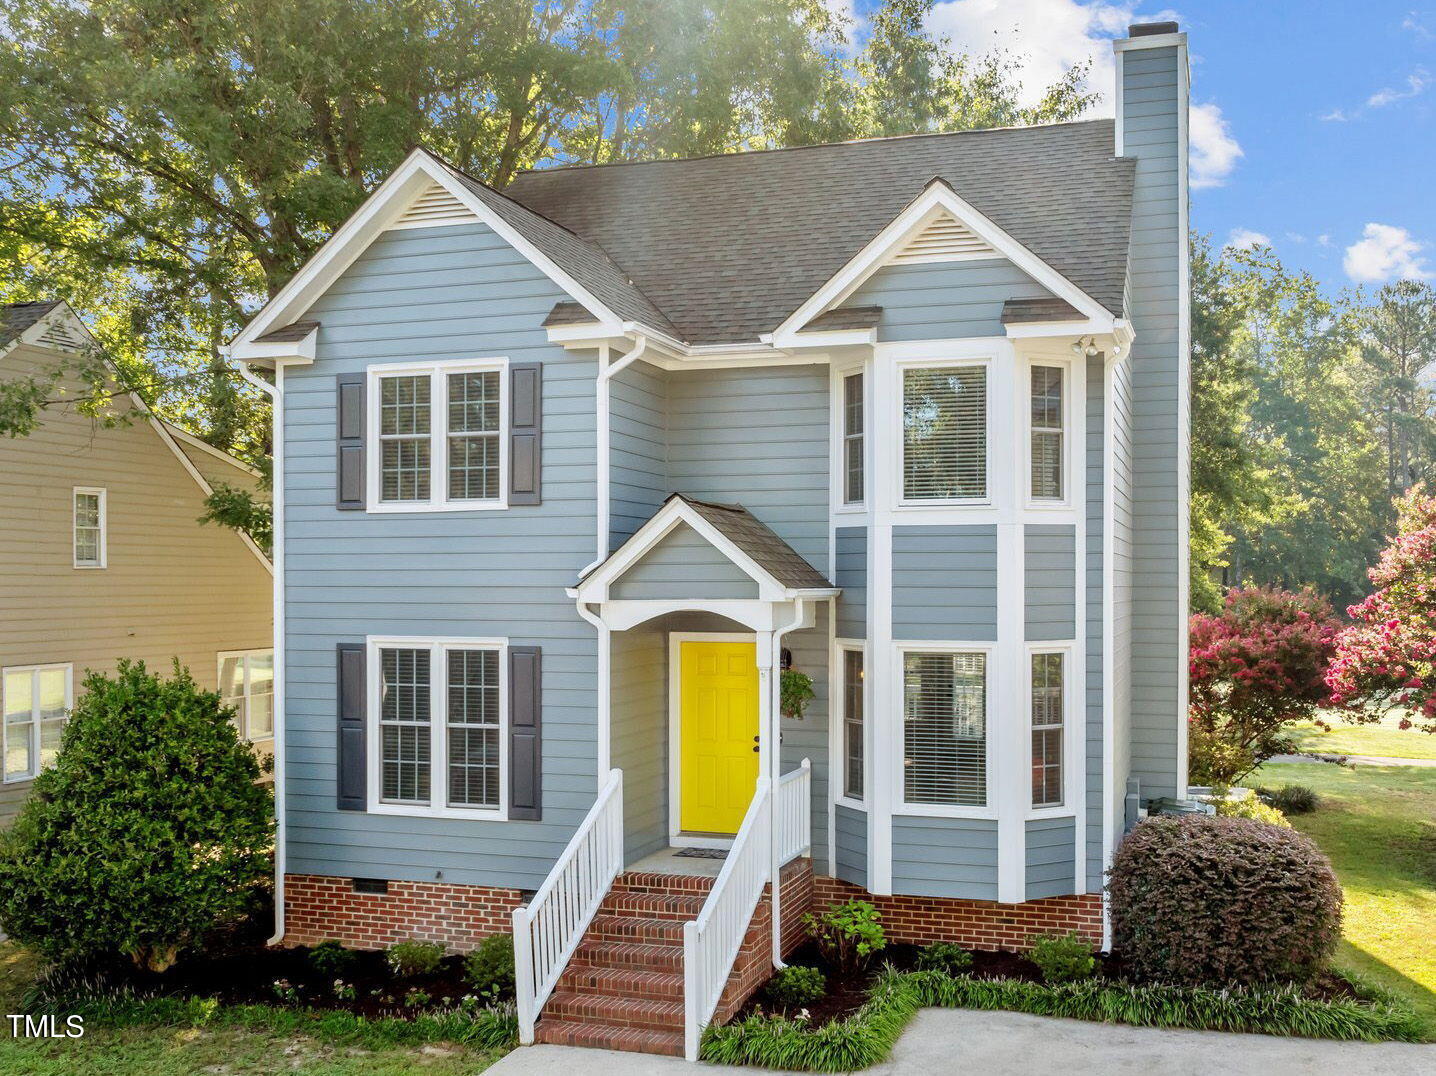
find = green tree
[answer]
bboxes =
[1356,280,1436,507]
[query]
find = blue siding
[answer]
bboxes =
[609,359,667,550]
[283,221,598,889]
[610,522,758,600]
[1025,524,1076,640]
[834,527,867,639]
[611,626,667,862]
[892,526,997,641]
[1025,816,1076,899]
[780,602,833,876]
[891,816,999,900]
[844,259,1056,341]
[834,804,868,888]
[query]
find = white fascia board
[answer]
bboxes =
[1113,32,1187,52]
[163,422,264,479]
[1003,318,1114,340]
[772,184,1112,345]
[785,328,877,349]
[229,329,317,366]
[232,149,622,351]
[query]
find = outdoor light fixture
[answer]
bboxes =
[1071,335,1102,357]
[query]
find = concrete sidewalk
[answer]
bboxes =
[487,1009,1435,1075]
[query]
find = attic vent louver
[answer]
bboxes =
[890,213,996,263]
[390,182,476,229]
[36,322,84,351]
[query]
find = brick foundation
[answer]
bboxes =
[283,874,522,953]
[714,857,816,1023]
[812,876,1102,950]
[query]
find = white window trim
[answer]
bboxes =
[364,635,509,819]
[72,486,107,569]
[1020,356,1077,512]
[2,662,73,784]
[834,639,867,809]
[831,363,869,515]
[1025,642,1078,819]
[892,640,997,820]
[364,357,510,514]
[218,649,275,743]
[893,354,995,511]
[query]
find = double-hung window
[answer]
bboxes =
[73,487,106,567]
[901,650,987,807]
[3,664,72,782]
[1030,365,1065,501]
[842,372,864,505]
[841,647,865,800]
[902,363,987,502]
[370,362,506,510]
[220,650,275,742]
[373,639,505,814]
[1031,651,1065,808]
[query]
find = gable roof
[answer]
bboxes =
[506,120,1133,345]
[677,496,832,590]
[1,300,65,350]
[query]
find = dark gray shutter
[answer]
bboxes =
[336,643,366,810]
[508,646,542,820]
[336,373,365,510]
[509,362,542,505]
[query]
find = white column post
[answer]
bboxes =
[995,340,1027,904]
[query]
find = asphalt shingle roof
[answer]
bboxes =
[255,320,320,343]
[673,494,833,590]
[0,300,63,349]
[505,120,1133,345]
[1001,296,1087,323]
[803,306,884,331]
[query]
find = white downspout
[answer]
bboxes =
[769,598,807,967]
[231,356,286,946]
[582,336,648,576]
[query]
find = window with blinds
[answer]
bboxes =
[843,373,864,504]
[1031,651,1064,807]
[843,649,865,799]
[379,375,431,502]
[380,647,431,803]
[447,371,501,501]
[902,365,987,501]
[447,649,501,808]
[902,651,987,807]
[1030,365,1064,500]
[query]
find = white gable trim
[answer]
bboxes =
[770,182,1113,347]
[1,301,97,360]
[231,149,626,359]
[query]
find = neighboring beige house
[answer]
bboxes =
[0,300,273,823]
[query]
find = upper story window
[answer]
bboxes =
[902,364,987,503]
[220,650,274,742]
[367,361,507,511]
[902,649,987,808]
[1030,365,1065,501]
[73,487,106,568]
[3,664,71,783]
[843,373,864,505]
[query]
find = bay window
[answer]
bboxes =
[1031,650,1065,808]
[902,650,987,807]
[843,372,864,504]
[902,364,987,502]
[1030,364,1065,501]
[842,647,864,799]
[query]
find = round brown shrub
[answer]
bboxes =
[1107,815,1341,985]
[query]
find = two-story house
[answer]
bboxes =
[229,22,1190,1059]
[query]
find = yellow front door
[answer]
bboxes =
[679,640,759,836]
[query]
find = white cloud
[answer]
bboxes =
[1367,68,1431,108]
[1320,108,1352,123]
[1189,102,1243,188]
[1225,229,1271,251]
[1402,13,1434,42]
[1343,223,1431,282]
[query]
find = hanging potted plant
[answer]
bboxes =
[780,668,816,720]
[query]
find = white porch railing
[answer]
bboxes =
[683,759,812,1061]
[513,768,624,1045]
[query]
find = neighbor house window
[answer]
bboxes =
[73,487,106,567]
[843,372,864,504]
[842,648,864,799]
[219,650,274,742]
[902,651,987,807]
[374,640,504,812]
[3,664,72,782]
[1031,651,1065,807]
[1030,365,1065,500]
[371,362,506,509]
[902,364,987,501]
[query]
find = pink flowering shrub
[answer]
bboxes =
[1188,586,1340,785]
[1327,485,1436,734]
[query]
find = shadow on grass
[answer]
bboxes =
[1338,940,1436,1038]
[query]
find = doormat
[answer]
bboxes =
[674,848,727,860]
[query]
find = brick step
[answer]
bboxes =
[542,989,684,1032]
[535,1018,685,1056]
[598,889,708,919]
[570,939,686,973]
[556,964,685,1000]
[610,871,716,895]
[585,913,688,945]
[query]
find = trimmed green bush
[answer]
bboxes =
[803,900,886,972]
[1108,816,1341,986]
[913,942,972,975]
[763,965,827,1008]
[0,661,273,972]
[463,933,515,999]
[1258,784,1320,815]
[386,939,444,979]
[309,940,359,978]
[1214,790,1291,827]
[1027,933,1096,983]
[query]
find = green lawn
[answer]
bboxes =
[1255,759,1436,1036]
[1288,711,1436,760]
[0,944,506,1076]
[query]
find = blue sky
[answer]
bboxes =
[850,1,1436,290]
